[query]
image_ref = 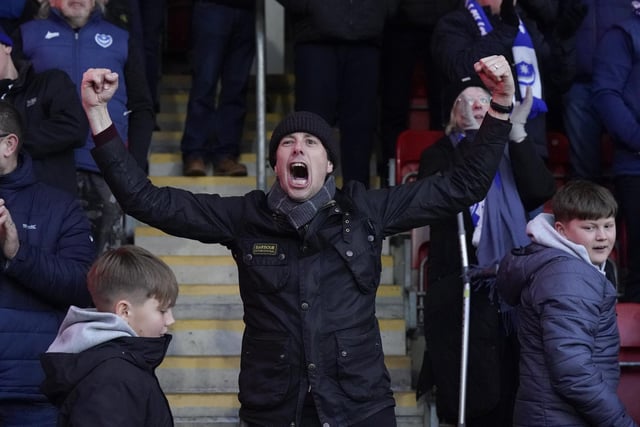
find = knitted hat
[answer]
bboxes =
[0,25,13,47]
[269,111,338,168]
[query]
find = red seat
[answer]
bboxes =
[615,302,640,423]
[394,129,444,185]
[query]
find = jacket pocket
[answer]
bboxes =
[238,332,292,409]
[335,325,390,401]
[237,239,290,293]
[332,222,381,294]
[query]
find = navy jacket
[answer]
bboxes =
[91,115,510,426]
[0,153,95,403]
[592,16,640,176]
[574,0,632,80]
[498,242,635,427]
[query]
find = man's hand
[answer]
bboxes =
[81,68,118,135]
[474,55,515,112]
[0,199,19,261]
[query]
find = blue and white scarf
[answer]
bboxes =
[465,0,548,118]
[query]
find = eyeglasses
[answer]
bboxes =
[0,133,10,138]
[456,97,490,106]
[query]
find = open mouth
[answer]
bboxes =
[290,162,308,180]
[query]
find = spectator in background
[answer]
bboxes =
[497,180,636,427]
[416,84,554,426]
[592,1,640,302]
[276,0,397,187]
[40,245,178,426]
[431,0,585,159]
[563,0,631,182]
[0,25,88,195]
[104,0,166,116]
[181,0,254,177]
[13,0,154,253]
[378,0,460,186]
[0,101,95,427]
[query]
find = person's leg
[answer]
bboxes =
[379,23,421,186]
[563,81,604,181]
[0,400,58,427]
[294,43,339,127]
[138,0,166,113]
[212,6,255,175]
[338,43,380,187]
[180,2,229,175]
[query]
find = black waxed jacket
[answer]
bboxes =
[91,115,510,426]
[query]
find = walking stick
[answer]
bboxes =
[456,211,471,427]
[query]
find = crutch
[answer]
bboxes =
[456,211,471,427]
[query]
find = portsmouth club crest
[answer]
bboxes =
[94,33,113,48]
[515,61,535,86]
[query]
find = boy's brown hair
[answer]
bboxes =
[552,180,618,223]
[87,245,179,312]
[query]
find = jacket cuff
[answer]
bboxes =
[92,124,119,148]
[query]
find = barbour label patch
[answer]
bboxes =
[253,243,278,256]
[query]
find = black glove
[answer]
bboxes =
[555,0,588,39]
[500,0,519,27]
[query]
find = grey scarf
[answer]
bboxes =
[267,175,336,229]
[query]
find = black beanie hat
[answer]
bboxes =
[269,111,338,168]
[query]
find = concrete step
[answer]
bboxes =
[156,111,284,131]
[150,130,264,154]
[148,153,268,177]
[160,73,296,93]
[158,354,412,394]
[157,254,394,287]
[167,391,426,427]
[149,176,259,196]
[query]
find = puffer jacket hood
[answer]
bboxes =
[498,213,604,306]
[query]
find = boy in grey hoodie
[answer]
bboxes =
[40,245,179,427]
[497,180,637,427]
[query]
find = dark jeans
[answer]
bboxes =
[181,2,255,164]
[294,42,380,187]
[139,0,166,112]
[379,21,442,186]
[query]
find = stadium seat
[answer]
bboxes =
[615,302,640,423]
[394,129,444,185]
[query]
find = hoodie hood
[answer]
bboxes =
[47,305,137,353]
[497,213,604,306]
